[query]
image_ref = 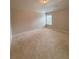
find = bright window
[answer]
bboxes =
[47,15,52,25]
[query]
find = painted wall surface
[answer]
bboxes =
[11,8,69,36]
[11,9,45,36]
[49,8,69,32]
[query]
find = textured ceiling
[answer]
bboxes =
[11,0,69,13]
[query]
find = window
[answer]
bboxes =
[47,15,52,25]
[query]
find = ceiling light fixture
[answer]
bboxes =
[40,0,48,4]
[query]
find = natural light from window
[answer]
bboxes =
[47,15,52,25]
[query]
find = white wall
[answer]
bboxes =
[11,8,45,36]
[48,8,69,33]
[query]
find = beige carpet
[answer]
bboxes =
[11,28,69,59]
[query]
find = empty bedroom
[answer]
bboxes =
[11,0,69,59]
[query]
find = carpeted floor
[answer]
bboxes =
[11,28,69,59]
